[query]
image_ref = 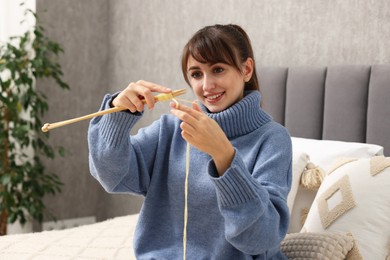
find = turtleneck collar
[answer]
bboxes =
[199,91,272,139]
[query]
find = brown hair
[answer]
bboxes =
[181,24,259,91]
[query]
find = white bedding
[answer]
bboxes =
[0,213,359,259]
[0,214,139,260]
[0,138,386,259]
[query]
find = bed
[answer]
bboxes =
[0,64,389,259]
[260,64,390,259]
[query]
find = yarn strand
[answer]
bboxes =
[172,97,191,260]
[183,142,190,260]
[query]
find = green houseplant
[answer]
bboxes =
[0,8,69,235]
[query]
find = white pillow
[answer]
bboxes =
[288,138,384,233]
[287,151,310,214]
[301,156,390,259]
[291,137,384,173]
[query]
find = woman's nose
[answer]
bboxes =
[202,75,215,91]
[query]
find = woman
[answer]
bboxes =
[88,24,291,259]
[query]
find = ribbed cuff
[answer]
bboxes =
[209,154,268,207]
[92,93,142,147]
[99,111,141,147]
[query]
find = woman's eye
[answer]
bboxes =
[191,72,202,79]
[214,67,224,73]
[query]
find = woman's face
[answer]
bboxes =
[187,55,252,113]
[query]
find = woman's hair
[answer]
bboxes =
[181,24,259,91]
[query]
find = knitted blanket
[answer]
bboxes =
[0,214,138,260]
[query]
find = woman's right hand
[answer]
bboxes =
[112,80,172,113]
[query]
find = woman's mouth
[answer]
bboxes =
[205,92,224,103]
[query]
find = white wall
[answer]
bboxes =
[0,0,35,42]
[0,0,36,234]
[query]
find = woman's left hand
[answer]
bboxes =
[170,101,235,176]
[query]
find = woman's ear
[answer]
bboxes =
[242,58,254,82]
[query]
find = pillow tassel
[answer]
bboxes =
[300,162,324,190]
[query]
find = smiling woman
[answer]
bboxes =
[88,24,292,259]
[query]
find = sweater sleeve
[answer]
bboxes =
[88,94,159,195]
[209,125,292,256]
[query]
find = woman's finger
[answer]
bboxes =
[192,101,201,112]
[170,102,203,121]
[170,108,197,126]
[136,80,172,93]
[113,80,172,111]
[135,81,173,109]
[132,83,155,109]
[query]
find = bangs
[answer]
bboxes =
[187,33,238,67]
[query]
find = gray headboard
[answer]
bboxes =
[258,65,390,156]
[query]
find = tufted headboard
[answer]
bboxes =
[258,65,390,156]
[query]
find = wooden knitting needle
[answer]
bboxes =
[41,88,187,132]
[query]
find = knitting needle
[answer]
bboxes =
[41,88,187,132]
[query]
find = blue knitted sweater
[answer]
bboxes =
[88,91,291,259]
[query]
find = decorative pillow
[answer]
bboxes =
[280,232,354,259]
[291,137,384,172]
[301,156,390,259]
[288,137,384,233]
[287,151,310,214]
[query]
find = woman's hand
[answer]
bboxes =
[170,101,235,176]
[112,80,172,113]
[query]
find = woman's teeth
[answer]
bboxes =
[207,93,223,100]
